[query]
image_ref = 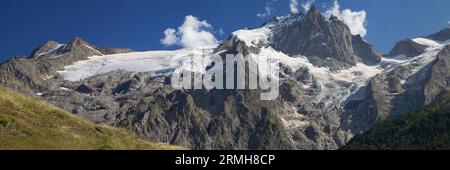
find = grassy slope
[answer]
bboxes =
[342,92,450,150]
[0,86,185,150]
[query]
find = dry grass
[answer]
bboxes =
[0,86,186,150]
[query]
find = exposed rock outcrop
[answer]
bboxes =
[271,6,382,70]
[387,39,427,58]
[426,28,450,42]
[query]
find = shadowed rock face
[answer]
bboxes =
[426,28,450,42]
[271,6,382,71]
[31,40,61,59]
[352,35,383,65]
[424,45,450,103]
[388,39,427,58]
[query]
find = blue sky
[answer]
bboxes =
[0,0,449,63]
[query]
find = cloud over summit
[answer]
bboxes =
[161,15,218,48]
[257,0,277,19]
[290,0,299,14]
[324,0,368,37]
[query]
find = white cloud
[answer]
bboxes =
[160,15,218,48]
[324,0,367,37]
[257,6,274,18]
[257,0,277,18]
[219,28,224,36]
[290,0,299,14]
[179,15,218,48]
[161,28,178,46]
[301,0,315,12]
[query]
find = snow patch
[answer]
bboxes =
[60,87,71,91]
[41,74,55,80]
[392,54,407,60]
[58,45,218,81]
[258,46,382,108]
[281,106,310,130]
[280,114,310,129]
[37,44,64,57]
[413,38,442,48]
[84,44,104,56]
[412,38,450,52]
[232,26,272,47]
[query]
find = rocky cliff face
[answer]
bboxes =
[352,35,383,65]
[424,45,450,103]
[54,72,295,149]
[387,39,427,59]
[271,6,382,71]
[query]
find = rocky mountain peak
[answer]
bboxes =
[308,5,320,15]
[40,40,60,49]
[31,40,61,59]
[219,5,382,71]
[271,6,381,71]
[30,37,97,60]
[388,28,450,59]
[63,37,94,52]
[426,28,450,42]
[70,37,88,45]
[304,5,325,23]
[352,34,383,65]
[387,39,427,58]
[67,37,133,55]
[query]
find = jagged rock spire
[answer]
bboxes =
[31,40,61,59]
[308,5,319,14]
[268,3,383,70]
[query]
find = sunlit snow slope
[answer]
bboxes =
[58,45,217,81]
